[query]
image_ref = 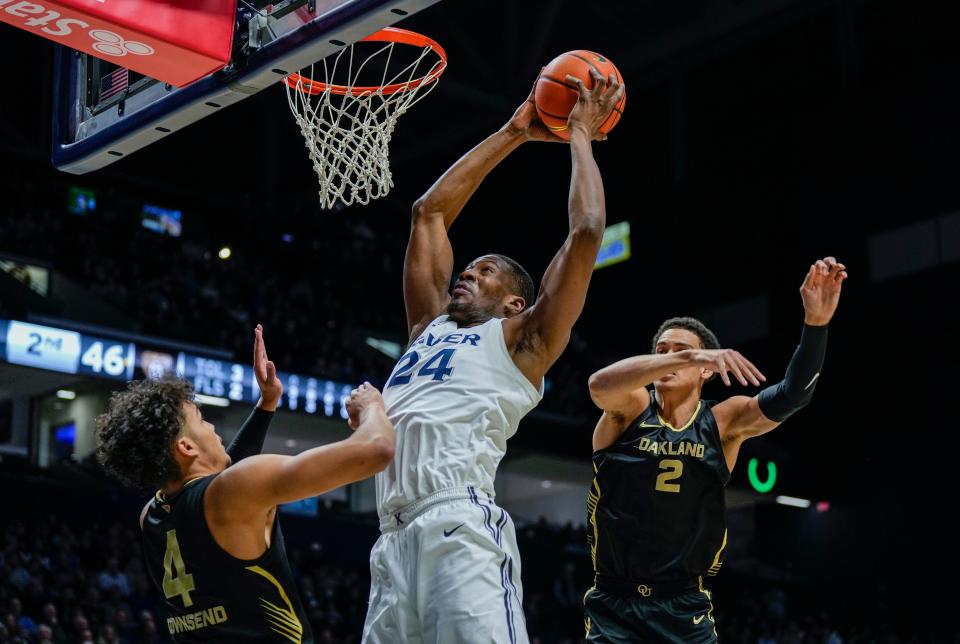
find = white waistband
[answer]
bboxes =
[379,486,495,531]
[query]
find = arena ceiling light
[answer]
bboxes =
[56,389,77,400]
[775,495,811,509]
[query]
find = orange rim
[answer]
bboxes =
[284,27,447,96]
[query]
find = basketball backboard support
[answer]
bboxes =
[51,0,441,174]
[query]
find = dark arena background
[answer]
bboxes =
[1,1,958,642]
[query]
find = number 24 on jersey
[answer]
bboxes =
[386,349,456,388]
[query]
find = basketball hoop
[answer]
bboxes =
[284,28,447,209]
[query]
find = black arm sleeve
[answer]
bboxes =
[757,324,828,423]
[226,407,274,463]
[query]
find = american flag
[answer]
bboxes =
[99,67,128,101]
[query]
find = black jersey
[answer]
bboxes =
[142,475,313,643]
[587,396,730,584]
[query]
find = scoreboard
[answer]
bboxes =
[0,318,353,419]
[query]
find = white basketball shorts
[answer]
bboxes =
[362,486,527,644]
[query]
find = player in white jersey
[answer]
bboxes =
[361,71,624,643]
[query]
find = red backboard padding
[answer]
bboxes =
[0,0,236,87]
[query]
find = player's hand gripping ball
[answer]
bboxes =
[534,50,626,140]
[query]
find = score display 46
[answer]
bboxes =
[81,340,136,378]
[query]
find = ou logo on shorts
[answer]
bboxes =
[89,29,155,57]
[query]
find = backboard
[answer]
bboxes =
[51,0,441,174]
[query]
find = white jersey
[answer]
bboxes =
[376,315,542,519]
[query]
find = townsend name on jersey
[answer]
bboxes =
[166,606,227,635]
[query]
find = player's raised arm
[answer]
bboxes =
[404,80,564,341]
[714,258,847,461]
[208,383,395,515]
[225,324,283,463]
[508,71,625,383]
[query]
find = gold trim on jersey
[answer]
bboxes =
[586,463,602,570]
[582,585,596,605]
[657,401,702,433]
[583,584,596,638]
[698,576,717,637]
[154,489,170,512]
[245,565,303,644]
[707,529,728,577]
[154,477,205,506]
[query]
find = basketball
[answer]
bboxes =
[535,50,626,140]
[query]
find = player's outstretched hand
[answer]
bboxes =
[505,70,567,143]
[346,382,386,431]
[688,349,767,388]
[800,257,848,326]
[566,70,624,141]
[254,324,282,411]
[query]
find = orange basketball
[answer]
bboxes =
[534,50,626,141]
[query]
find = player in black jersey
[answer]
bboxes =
[96,325,395,643]
[582,258,847,643]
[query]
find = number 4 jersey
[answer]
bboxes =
[588,396,730,584]
[141,476,312,643]
[377,315,543,519]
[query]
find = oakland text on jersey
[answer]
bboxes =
[636,437,706,459]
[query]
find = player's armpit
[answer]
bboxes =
[714,395,781,444]
[506,225,604,383]
[591,390,650,451]
[592,412,628,452]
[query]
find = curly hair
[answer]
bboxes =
[96,378,194,489]
[651,317,721,353]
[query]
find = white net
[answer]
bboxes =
[285,34,445,209]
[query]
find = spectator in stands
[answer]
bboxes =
[39,603,67,643]
[37,623,54,643]
[7,598,37,638]
[96,558,129,598]
[71,613,90,642]
[96,623,119,644]
[7,554,31,592]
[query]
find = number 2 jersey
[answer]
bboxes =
[376,315,543,518]
[142,475,312,643]
[587,396,730,583]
